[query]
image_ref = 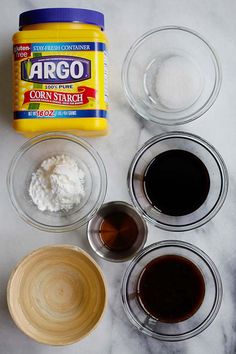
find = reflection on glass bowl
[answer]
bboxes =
[122,26,221,125]
[127,132,228,231]
[7,132,107,232]
[121,241,223,341]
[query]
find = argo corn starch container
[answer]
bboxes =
[13,8,108,136]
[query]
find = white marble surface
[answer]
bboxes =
[0,0,236,353]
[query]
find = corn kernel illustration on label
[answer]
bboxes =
[13,42,108,120]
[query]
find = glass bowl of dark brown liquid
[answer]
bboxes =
[121,240,222,341]
[128,132,228,231]
[87,201,148,262]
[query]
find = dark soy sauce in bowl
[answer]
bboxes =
[143,149,210,216]
[137,255,205,323]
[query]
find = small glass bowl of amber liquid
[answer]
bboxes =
[87,201,148,262]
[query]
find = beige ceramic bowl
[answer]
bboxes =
[7,245,107,345]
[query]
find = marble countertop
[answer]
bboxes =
[0,0,236,353]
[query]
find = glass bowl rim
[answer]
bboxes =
[127,131,229,232]
[87,200,148,263]
[122,25,222,125]
[7,132,107,233]
[121,240,223,341]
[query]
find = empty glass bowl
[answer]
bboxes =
[7,132,107,232]
[127,132,228,231]
[122,26,221,125]
[121,240,223,341]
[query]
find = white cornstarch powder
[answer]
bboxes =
[155,56,202,110]
[29,155,85,212]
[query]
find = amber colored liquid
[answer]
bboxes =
[137,255,205,323]
[144,149,210,216]
[99,212,138,252]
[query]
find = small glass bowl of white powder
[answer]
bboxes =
[122,26,221,125]
[7,132,107,232]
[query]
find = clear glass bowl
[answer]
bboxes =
[121,240,223,341]
[122,26,221,125]
[7,132,107,232]
[87,201,148,262]
[127,132,228,231]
